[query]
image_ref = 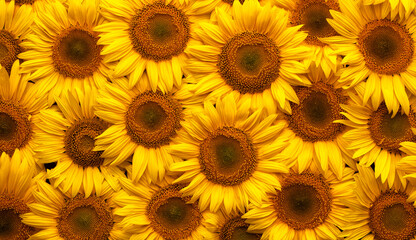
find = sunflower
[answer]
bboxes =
[21,180,128,240]
[0,149,40,240]
[169,94,289,214]
[18,0,110,105]
[0,0,33,73]
[185,0,310,114]
[206,210,263,239]
[115,176,216,240]
[339,82,415,187]
[95,0,209,92]
[273,0,340,76]
[34,88,128,198]
[243,162,355,240]
[271,63,351,179]
[341,165,416,240]
[321,0,416,115]
[94,75,204,184]
[0,61,47,171]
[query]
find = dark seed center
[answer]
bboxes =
[129,2,190,62]
[369,192,416,240]
[0,43,8,60]
[64,119,108,167]
[67,38,90,62]
[382,204,408,233]
[302,4,332,36]
[231,227,259,240]
[0,113,16,141]
[236,45,266,75]
[282,185,320,221]
[59,29,96,65]
[359,19,414,75]
[69,207,98,234]
[213,135,243,175]
[78,135,95,153]
[366,28,398,61]
[381,112,411,139]
[134,102,167,131]
[149,14,176,43]
[156,197,190,227]
[218,32,281,94]
[0,209,18,236]
[303,92,332,129]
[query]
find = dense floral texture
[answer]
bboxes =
[1,0,416,239]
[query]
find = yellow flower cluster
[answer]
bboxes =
[2,0,416,239]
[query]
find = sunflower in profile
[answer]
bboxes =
[342,165,416,240]
[94,75,204,184]
[243,162,355,240]
[274,0,340,76]
[272,63,351,179]
[21,180,128,240]
[115,176,216,240]
[206,210,263,239]
[340,83,416,187]
[0,0,33,73]
[34,88,128,198]
[18,0,109,105]
[169,94,289,214]
[322,0,416,115]
[95,0,209,91]
[0,150,39,240]
[0,61,47,171]
[185,0,310,114]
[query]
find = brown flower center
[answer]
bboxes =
[129,2,190,61]
[199,127,257,186]
[0,30,22,73]
[52,27,102,78]
[358,19,413,75]
[369,104,416,153]
[64,118,109,167]
[291,0,339,46]
[125,91,182,148]
[147,184,202,240]
[286,82,346,142]
[0,100,32,155]
[220,216,261,240]
[57,195,113,240]
[0,195,35,240]
[369,192,416,240]
[274,173,332,230]
[5,0,36,5]
[218,32,280,94]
